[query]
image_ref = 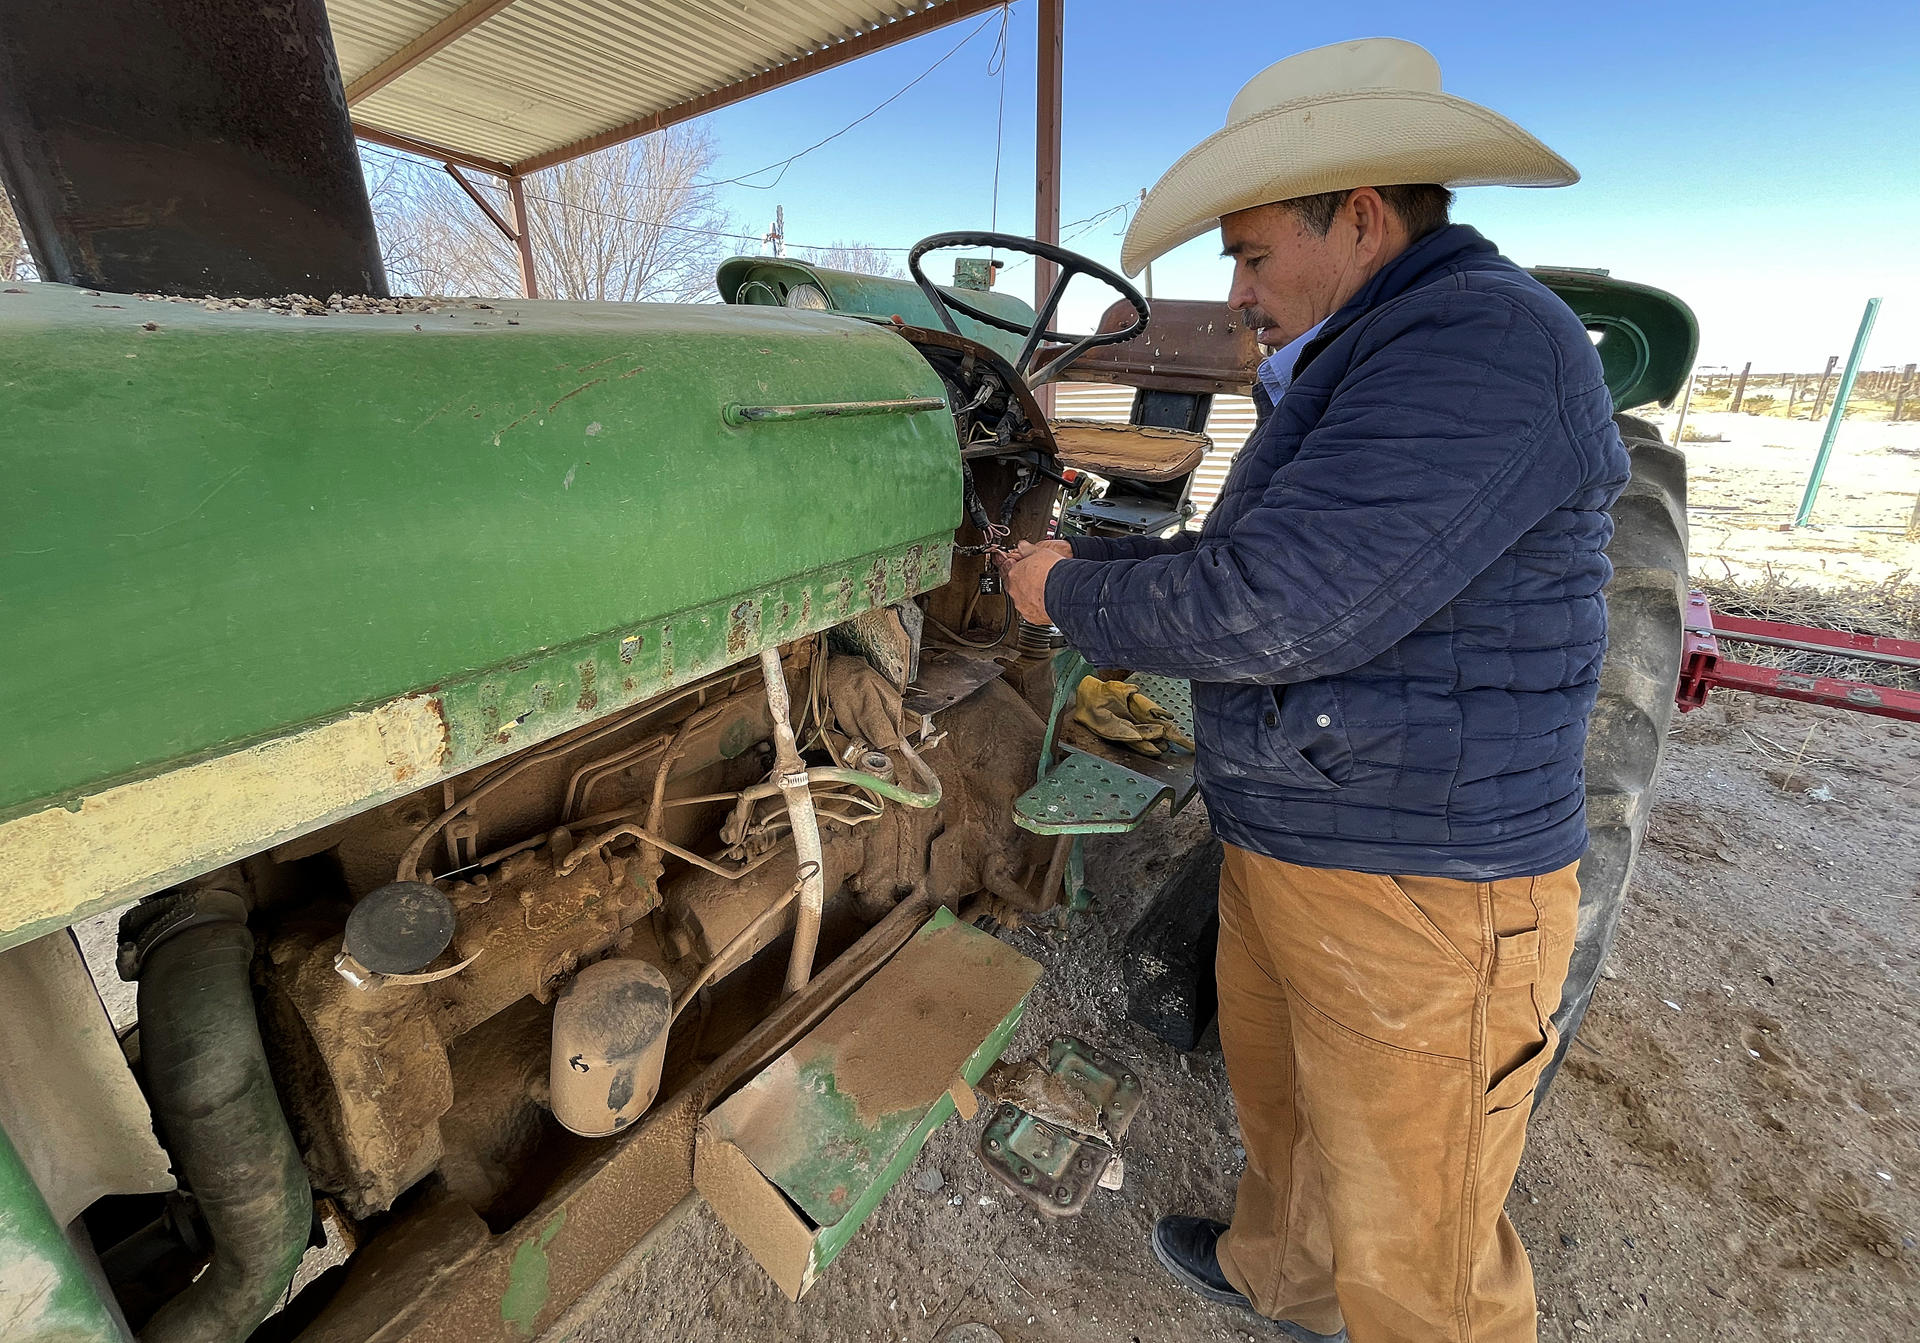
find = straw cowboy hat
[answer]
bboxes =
[1119,37,1577,275]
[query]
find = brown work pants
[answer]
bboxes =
[1212,845,1579,1342]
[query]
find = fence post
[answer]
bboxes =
[1730,360,1752,412]
[1671,368,1699,447]
[1793,299,1881,527]
[1895,363,1916,423]
[1809,354,1839,420]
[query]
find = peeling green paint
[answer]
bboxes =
[500,1210,566,1338]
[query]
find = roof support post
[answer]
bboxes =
[1033,0,1064,416]
[508,174,540,299]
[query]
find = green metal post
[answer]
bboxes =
[0,1122,126,1341]
[1794,298,1882,526]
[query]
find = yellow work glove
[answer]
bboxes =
[1119,684,1194,754]
[1073,676,1164,758]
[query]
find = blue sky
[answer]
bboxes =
[693,0,1918,372]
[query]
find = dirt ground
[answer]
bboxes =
[567,689,1918,1343]
[567,406,1920,1343]
[1638,407,1920,586]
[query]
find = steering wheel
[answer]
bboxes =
[907,231,1149,389]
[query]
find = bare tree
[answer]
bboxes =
[795,241,907,279]
[364,124,734,301]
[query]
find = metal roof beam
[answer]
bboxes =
[352,123,516,178]
[508,0,1008,175]
[345,0,524,105]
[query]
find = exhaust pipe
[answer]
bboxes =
[119,889,312,1343]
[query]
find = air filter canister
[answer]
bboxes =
[549,959,673,1137]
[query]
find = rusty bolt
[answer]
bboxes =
[1054,1186,1073,1203]
[1076,1156,1094,1173]
[986,1137,1001,1152]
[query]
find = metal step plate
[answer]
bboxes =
[1012,751,1172,835]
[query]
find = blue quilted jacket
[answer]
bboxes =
[1046,225,1630,879]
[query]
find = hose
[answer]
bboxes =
[761,648,828,997]
[121,890,311,1343]
[727,746,944,817]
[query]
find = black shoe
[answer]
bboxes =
[1149,1216,1349,1342]
[1151,1215,1249,1307]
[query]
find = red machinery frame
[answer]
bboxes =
[1678,590,1920,722]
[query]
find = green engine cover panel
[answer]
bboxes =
[0,286,960,824]
[716,256,1039,366]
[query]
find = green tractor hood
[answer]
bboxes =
[0,285,960,946]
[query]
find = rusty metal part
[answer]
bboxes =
[264,837,650,1216]
[669,861,816,1020]
[976,1036,1146,1219]
[1037,298,1260,396]
[390,665,765,887]
[661,830,865,982]
[319,891,941,1343]
[549,959,672,1138]
[0,0,387,296]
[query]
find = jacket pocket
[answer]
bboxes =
[1195,681,1350,791]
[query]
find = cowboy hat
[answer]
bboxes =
[1119,38,1576,275]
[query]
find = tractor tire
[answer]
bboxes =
[1537,413,1688,1103]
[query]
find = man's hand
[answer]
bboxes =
[992,540,1070,626]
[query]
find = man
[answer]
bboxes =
[996,37,1629,1343]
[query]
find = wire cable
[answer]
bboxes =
[695,6,1008,192]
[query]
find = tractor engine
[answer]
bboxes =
[250,633,1055,1224]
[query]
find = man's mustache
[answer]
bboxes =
[1244,308,1276,331]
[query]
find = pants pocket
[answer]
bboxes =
[1485,1017,1558,1115]
[1485,928,1556,1114]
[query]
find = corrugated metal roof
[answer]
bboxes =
[326,0,1004,173]
[1054,383,1258,523]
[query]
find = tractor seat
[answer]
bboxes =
[1049,419,1209,482]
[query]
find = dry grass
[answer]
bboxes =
[1695,566,1920,690]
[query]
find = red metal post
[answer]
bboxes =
[507,174,540,299]
[1033,0,1063,418]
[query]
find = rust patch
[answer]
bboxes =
[394,695,452,784]
[726,601,759,659]
[575,660,598,716]
[836,576,854,619]
[863,559,889,612]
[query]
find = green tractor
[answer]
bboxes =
[0,7,1695,1342]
